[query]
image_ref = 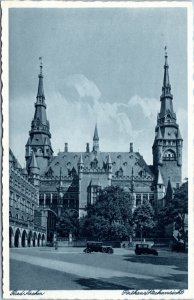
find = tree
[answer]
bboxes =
[79,186,133,241]
[57,209,79,238]
[158,181,188,249]
[133,200,155,239]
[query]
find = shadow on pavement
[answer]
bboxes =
[75,274,187,290]
[75,278,129,290]
[123,255,188,272]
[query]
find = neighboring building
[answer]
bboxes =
[9,149,47,247]
[22,51,183,237]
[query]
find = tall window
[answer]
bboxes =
[143,194,148,203]
[149,194,154,207]
[136,194,141,206]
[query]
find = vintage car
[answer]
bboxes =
[135,243,158,256]
[83,241,114,254]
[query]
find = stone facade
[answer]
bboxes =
[23,52,183,226]
[9,149,47,247]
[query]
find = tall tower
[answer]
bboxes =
[153,49,183,189]
[25,58,53,175]
[93,124,99,152]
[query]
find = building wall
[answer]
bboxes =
[9,151,46,247]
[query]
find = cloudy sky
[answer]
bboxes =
[9,7,188,177]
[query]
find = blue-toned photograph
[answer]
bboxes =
[8,4,189,292]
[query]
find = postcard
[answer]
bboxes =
[2,1,193,299]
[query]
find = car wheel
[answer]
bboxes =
[86,248,91,253]
[108,249,113,254]
[102,248,106,253]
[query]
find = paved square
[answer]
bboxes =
[10,247,188,290]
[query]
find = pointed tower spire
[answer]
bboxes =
[158,48,176,124]
[93,123,99,141]
[93,123,99,152]
[162,47,172,97]
[37,57,45,101]
[25,58,53,175]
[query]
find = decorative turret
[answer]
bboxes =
[25,58,53,175]
[28,151,40,187]
[93,124,99,152]
[78,154,84,179]
[153,48,183,190]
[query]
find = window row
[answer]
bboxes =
[10,177,36,198]
[10,192,34,215]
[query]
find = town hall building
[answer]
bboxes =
[18,51,183,241]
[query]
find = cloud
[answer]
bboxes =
[9,74,188,178]
[127,95,160,122]
[65,74,101,102]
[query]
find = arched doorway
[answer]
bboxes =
[14,228,21,247]
[9,227,14,248]
[33,232,37,247]
[28,230,33,247]
[21,230,27,247]
[41,234,45,246]
[37,233,41,247]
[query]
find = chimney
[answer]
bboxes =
[86,143,90,153]
[130,142,133,153]
[64,143,68,152]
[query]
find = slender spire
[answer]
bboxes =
[93,123,99,141]
[162,47,172,98]
[37,57,45,101]
[93,123,99,152]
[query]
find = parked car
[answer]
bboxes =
[135,243,158,256]
[83,241,114,254]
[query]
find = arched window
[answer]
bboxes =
[163,150,176,161]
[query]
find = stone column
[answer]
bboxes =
[25,238,28,247]
[50,193,53,206]
[30,239,33,247]
[34,238,38,247]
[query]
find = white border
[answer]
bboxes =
[2,1,193,299]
